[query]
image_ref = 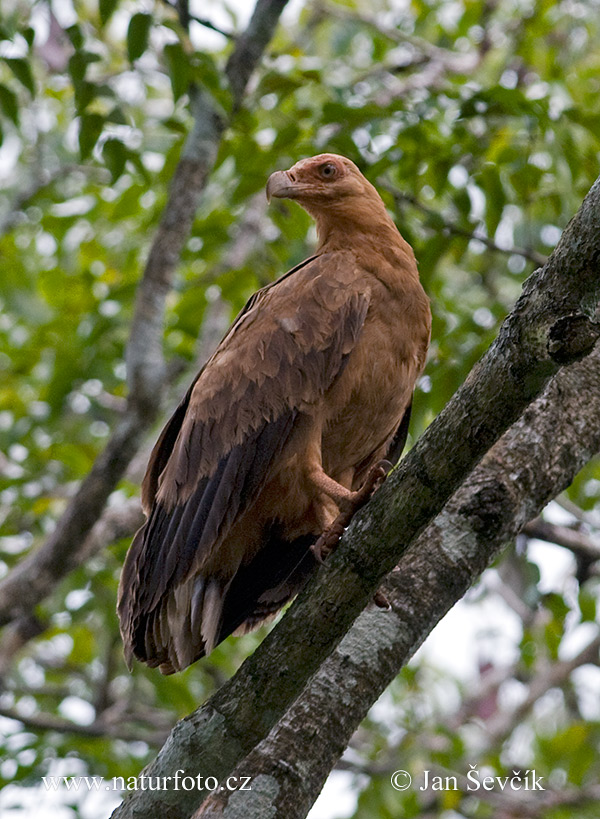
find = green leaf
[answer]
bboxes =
[480,163,506,238]
[69,51,103,112]
[164,42,191,101]
[73,80,96,112]
[578,589,596,622]
[126,150,151,184]
[69,51,88,85]
[3,57,35,96]
[452,188,471,219]
[99,0,120,25]
[0,83,19,124]
[105,105,127,124]
[162,117,187,134]
[22,27,35,47]
[102,138,127,181]
[543,591,569,622]
[127,13,152,62]
[65,24,84,49]
[78,113,104,159]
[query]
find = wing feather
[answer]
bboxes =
[118,251,371,670]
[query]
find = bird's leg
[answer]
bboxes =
[309,460,392,563]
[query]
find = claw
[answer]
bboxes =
[373,589,391,610]
[311,518,346,563]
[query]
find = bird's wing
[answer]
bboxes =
[118,251,371,668]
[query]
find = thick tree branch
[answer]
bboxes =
[198,345,600,819]
[0,0,289,629]
[225,0,288,104]
[113,177,600,818]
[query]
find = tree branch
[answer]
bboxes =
[200,341,600,819]
[113,176,600,818]
[0,0,290,629]
[380,182,548,266]
[225,0,288,104]
[523,517,600,561]
[0,704,168,746]
[485,632,600,747]
[160,0,235,39]
[316,3,489,102]
[0,164,109,236]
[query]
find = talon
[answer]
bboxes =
[370,459,393,486]
[373,589,391,610]
[310,538,327,564]
[311,519,346,563]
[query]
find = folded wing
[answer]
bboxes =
[118,252,371,672]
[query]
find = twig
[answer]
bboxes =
[160,0,235,39]
[0,616,46,681]
[0,164,109,236]
[484,632,600,747]
[523,517,600,561]
[380,182,548,266]
[464,779,600,816]
[0,704,168,746]
[555,494,600,529]
[314,2,459,60]
[483,572,537,623]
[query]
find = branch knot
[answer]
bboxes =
[547,314,600,365]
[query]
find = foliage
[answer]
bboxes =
[0,0,599,817]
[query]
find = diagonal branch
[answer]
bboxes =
[523,517,600,561]
[381,182,548,266]
[0,705,168,746]
[113,177,600,818]
[484,631,600,748]
[0,0,290,629]
[197,302,600,819]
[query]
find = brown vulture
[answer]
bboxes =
[118,153,431,673]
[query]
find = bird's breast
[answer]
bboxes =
[321,283,429,478]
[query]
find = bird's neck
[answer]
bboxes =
[315,209,418,279]
[316,216,398,250]
[310,193,403,250]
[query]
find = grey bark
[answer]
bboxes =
[198,345,600,818]
[112,178,600,819]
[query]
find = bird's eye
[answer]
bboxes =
[320,163,338,179]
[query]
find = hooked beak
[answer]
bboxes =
[266,170,297,203]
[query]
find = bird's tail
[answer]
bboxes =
[119,527,318,674]
[219,531,318,641]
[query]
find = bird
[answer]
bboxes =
[118,153,431,674]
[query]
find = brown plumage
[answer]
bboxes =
[118,153,431,674]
